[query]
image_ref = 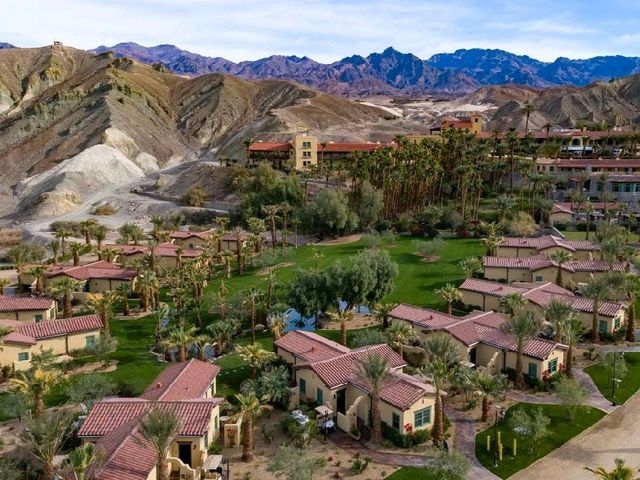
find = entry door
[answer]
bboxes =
[336,389,346,414]
[469,348,477,366]
[528,363,538,379]
[178,442,192,466]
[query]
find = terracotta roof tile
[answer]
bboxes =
[0,314,103,345]
[349,371,435,410]
[275,330,350,363]
[0,295,54,312]
[141,359,220,401]
[390,304,459,329]
[46,261,136,281]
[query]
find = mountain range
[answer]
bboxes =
[88,43,640,96]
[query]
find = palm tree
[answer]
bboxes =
[136,407,181,480]
[207,320,236,356]
[385,321,414,359]
[68,242,87,266]
[132,271,159,311]
[585,458,640,479]
[221,250,234,279]
[585,201,595,240]
[549,250,574,287]
[374,302,397,330]
[54,229,71,256]
[558,313,584,378]
[355,352,390,445]
[160,324,198,362]
[580,277,614,343]
[500,311,539,389]
[0,278,10,296]
[543,122,553,137]
[116,283,132,317]
[327,309,354,346]
[22,413,72,480]
[278,202,293,248]
[65,443,101,480]
[236,344,276,379]
[481,234,502,257]
[47,277,86,318]
[27,265,47,295]
[268,311,287,341]
[232,227,245,274]
[232,392,272,461]
[436,283,463,315]
[10,368,58,417]
[621,273,640,342]
[466,370,508,422]
[49,240,60,265]
[244,288,263,344]
[92,224,108,251]
[499,293,527,319]
[521,101,536,136]
[262,204,280,251]
[544,298,574,342]
[85,292,119,334]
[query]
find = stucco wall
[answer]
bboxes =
[0,307,55,323]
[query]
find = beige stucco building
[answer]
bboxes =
[276,331,437,436]
[496,235,599,260]
[0,296,56,322]
[44,260,136,293]
[390,305,567,380]
[79,359,224,480]
[0,314,103,370]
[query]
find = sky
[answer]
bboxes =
[2,0,640,63]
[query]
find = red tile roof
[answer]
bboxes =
[169,228,216,240]
[78,398,222,438]
[498,235,599,252]
[0,314,103,345]
[110,243,203,258]
[319,142,396,153]
[141,359,220,401]
[0,295,54,312]
[556,159,640,168]
[483,255,555,271]
[349,371,435,410]
[46,261,136,281]
[249,142,292,152]
[294,344,405,388]
[275,330,350,363]
[389,304,460,329]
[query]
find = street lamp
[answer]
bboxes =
[493,405,505,467]
[612,352,624,406]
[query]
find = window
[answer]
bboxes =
[392,412,400,431]
[299,378,306,395]
[85,336,96,348]
[188,243,194,249]
[34,314,43,322]
[302,141,311,148]
[535,276,543,282]
[414,407,431,428]
[302,151,312,158]
[548,358,558,373]
[204,431,209,449]
[316,388,324,404]
[18,352,29,362]
[614,318,621,330]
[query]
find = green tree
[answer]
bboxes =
[544,299,574,342]
[22,413,73,480]
[64,442,102,480]
[116,283,132,317]
[355,180,383,229]
[132,271,159,311]
[27,265,47,295]
[374,302,397,330]
[355,352,390,445]
[521,101,536,136]
[555,376,587,421]
[236,344,276,379]
[585,458,640,479]
[500,311,539,389]
[327,309,354,347]
[385,321,414,359]
[8,243,46,288]
[88,333,118,367]
[10,368,58,417]
[207,320,237,356]
[80,219,97,245]
[160,324,198,362]
[508,407,550,453]
[558,313,584,378]
[580,277,614,343]
[466,370,508,422]
[459,256,483,278]
[68,241,89,266]
[301,189,358,238]
[436,283,463,315]
[429,449,470,480]
[67,374,114,409]
[136,407,182,480]
[499,293,527,319]
[85,291,119,334]
[46,277,86,318]
[232,392,273,461]
[549,250,574,287]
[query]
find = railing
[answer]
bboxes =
[167,457,200,480]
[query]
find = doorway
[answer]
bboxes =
[178,442,192,466]
[336,389,346,415]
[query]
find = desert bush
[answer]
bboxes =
[93,204,117,216]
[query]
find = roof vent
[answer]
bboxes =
[155,382,163,389]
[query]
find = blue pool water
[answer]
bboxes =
[284,301,370,333]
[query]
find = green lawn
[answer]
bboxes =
[585,352,640,404]
[559,231,589,240]
[475,403,605,479]
[385,468,439,479]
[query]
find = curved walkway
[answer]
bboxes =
[444,404,500,480]
[329,430,431,467]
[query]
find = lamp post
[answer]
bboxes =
[493,405,505,468]
[612,352,624,406]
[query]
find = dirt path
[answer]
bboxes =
[315,234,362,245]
[511,389,640,479]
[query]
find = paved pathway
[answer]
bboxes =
[444,404,500,480]
[511,388,640,479]
[329,430,431,467]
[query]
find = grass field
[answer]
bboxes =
[585,352,640,404]
[386,467,439,479]
[475,403,605,479]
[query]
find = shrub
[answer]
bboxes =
[553,222,567,231]
[382,423,431,448]
[93,204,117,215]
[412,238,445,257]
[350,453,371,474]
[114,381,136,397]
[181,186,208,207]
[208,441,222,454]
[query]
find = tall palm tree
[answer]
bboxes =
[49,240,60,265]
[221,250,234,279]
[558,313,584,378]
[92,224,108,251]
[160,324,198,362]
[268,311,287,341]
[385,321,414,359]
[207,320,236,356]
[232,227,245,274]
[436,283,463,315]
[68,242,88,266]
[544,298,574,342]
[355,352,390,445]
[262,204,280,251]
[327,309,354,346]
[500,311,539,389]
[27,265,47,295]
[54,229,71,256]
[621,273,640,342]
[278,202,293,248]
[116,283,132,317]
[244,288,263,344]
[499,293,527,319]
[549,250,574,287]
[233,393,272,462]
[132,271,159,312]
[466,370,508,422]
[585,458,640,479]
[0,278,10,296]
[11,368,58,417]
[22,413,72,480]
[521,101,536,136]
[85,292,119,334]
[236,344,276,379]
[580,277,614,343]
[47,277,86,318]
[65,443,101,480]
[136,407,181,480]
[374,302,397,330]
